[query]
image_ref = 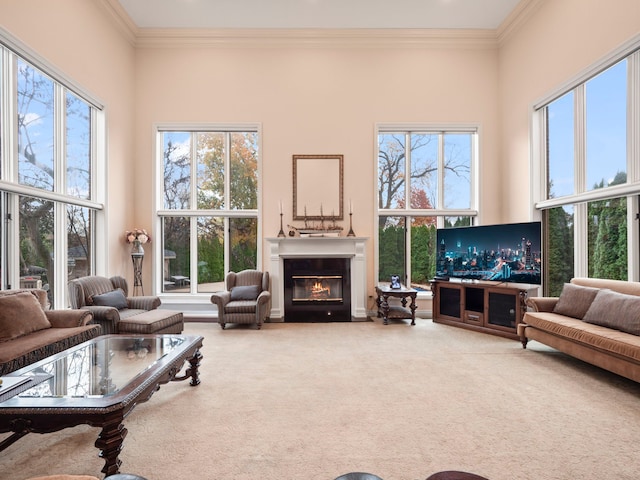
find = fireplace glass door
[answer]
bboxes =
[292,275,343,303]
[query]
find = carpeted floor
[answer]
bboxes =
[2,319,640,480]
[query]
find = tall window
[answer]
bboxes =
[0,36,104,308]
[158,128,260,294]
[377,127,477,290]
[536,46,640,295]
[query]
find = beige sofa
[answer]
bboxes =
[519,277,640,383]
[0,289,101,375]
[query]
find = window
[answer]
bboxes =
[158,128,260,294]
[0,34,104,308]
[535,45,640,295]
[376,127,477,290]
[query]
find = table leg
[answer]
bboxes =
[410,295,417,325]
[95,413,127,476]
[173,349,203,386]
[381,294,390,325]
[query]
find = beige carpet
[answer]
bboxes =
[2,319,640,480]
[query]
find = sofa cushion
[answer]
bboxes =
[91,288,128,310]
[552,283,600,319]
[230,285,260,301]
[583,289,640,335]
[0,291,51,342]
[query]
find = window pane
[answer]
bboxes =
[163,132,191,209]
[588,197,627,280]
[197,216,223,294]
[230,217,257,271]
[163,216,191,293]
[545,206,574,296]
[196,132,224,209]
[378,133,406,209]
[410,217,437,289]
[547,91,574,198]
[586,60,627,191]
[20,196,53,302]
[378,216,406,283]
[444,216,472,228]
[67,205,93,281]
[17,60,54,191]
[230,132,258,210]
[443,133,471,209]
[409,134,438,208]
[66,92,91,199]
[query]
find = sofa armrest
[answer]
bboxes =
[210,291,231,309]
[526,296,559,312]
[127,296,161,310]
[46,309,94,328]
[256,290,271,305]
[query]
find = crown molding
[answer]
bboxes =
[496,0,545,46]
[133,28,499,50]
[98,0,139,46]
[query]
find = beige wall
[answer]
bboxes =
[0,0,138,282]
[498,0,640,219]
[135,42,500,299]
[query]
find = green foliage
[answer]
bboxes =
[546,206,574,296]
[411,224,437,284]
[198,236,224,283]
[378,223,405,282]
[588,172,627,281]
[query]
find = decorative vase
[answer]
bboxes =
[131,239,144,256]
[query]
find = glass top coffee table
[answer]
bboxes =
[0,334,203,477]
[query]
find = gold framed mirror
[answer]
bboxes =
[293,154,343,220]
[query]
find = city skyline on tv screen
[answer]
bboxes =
[436,221,542,285]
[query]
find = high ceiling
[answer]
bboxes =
[116,0,525,30]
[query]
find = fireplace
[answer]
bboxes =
[284,258,351,322]
[266,237,368,321]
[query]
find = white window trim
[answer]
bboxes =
[374,123,480,296]
[531,35,640,282]
[0,26,107,306]
[153,123,263,301]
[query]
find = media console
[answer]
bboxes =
[430,279,539,340]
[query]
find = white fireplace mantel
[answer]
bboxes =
[266,237,368,321]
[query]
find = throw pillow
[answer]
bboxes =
[230,285,260,301]
[552,282,600,319]
[91,288,128,310]
[583,289,640,335]
[0,291,51,342]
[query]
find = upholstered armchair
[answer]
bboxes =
[210,270,271,329]
[68,275,183,335]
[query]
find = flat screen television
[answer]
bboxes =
[435,221,542,285]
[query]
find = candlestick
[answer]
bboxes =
[347,212,356,237]
[277,212,286,237]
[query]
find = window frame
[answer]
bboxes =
[0,27,106,308]
[375,123,480,294]
[532,35,640,288]
[154,123,263,300]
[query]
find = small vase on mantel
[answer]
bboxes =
[131,239,144,256]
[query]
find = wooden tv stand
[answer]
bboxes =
[430,279,539,340]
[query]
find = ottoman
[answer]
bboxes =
[117,309,184,335]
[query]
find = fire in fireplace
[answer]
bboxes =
[293,275,343,302]
[284,258,351,322]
